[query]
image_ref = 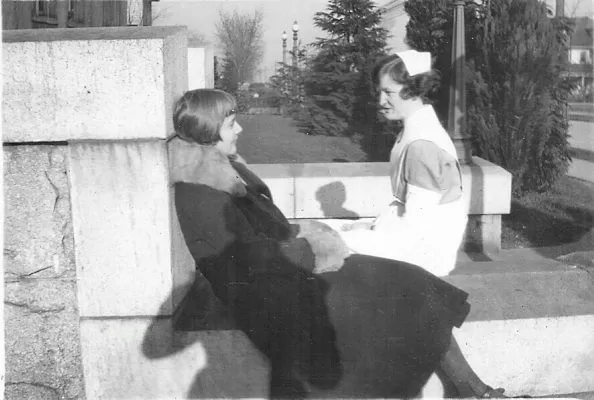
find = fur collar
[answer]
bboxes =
[168,136,247,197]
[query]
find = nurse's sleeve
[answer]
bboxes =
[403,140,460,214]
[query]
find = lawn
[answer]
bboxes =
[237,114,366,163]
[237,114,594,250]
[501,177,594,250]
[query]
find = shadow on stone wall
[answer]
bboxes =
[315,181,359,219]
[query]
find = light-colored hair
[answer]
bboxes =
[172,89,237,145]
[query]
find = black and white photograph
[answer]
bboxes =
[2,0,593,398]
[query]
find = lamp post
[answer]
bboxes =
[447,0,473,164]
[282,31,288,66]
[292,20,299,69]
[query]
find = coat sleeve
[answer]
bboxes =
[175,183,314,278]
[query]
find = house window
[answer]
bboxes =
[35,0,57,19]
[579,50,592,64]
[35,0,74,21]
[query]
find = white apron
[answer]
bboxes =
[341,105,467,277]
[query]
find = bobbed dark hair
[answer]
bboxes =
[372,54,441,104]
[172,89,237,145]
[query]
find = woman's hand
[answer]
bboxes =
[292,220,351,274]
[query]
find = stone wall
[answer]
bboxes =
[2,26,203,400]
[3,145,85,400]
[249,157,512,253]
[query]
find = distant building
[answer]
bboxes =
[567,16,594,90]
[2,0,156,30]
[378,0,409,53]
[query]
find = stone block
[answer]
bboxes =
[2,26,187,142]
[252,158,511,219]
[4,278,84,400]
[292,163,392,219]
[446,269,594,321]
[455,316,594,396]
[79,318,268,399]
[69,140,193,317]
[444,267,594,396]
[252,159,512,252]
[465,214,502,253]
[187,46,214,90]
[462,157,512,215]
[3,145,75,280]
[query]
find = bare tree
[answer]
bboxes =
[151,4,173,24]
[215,8,265,85]
[567,0,587,17]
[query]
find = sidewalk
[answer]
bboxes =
[568,120,594,182]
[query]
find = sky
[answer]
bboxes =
[153,0,335,81]
[153,0,593,82]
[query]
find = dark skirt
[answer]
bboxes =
[230,253,470,399]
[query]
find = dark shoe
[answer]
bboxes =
[479,386,532,398]
[480,386,507,398]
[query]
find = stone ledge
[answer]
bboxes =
[455,315,594,396]
[2,26,186,43]
[445,268,594,322]
[168,265,594,397]
[2,26,187,142]
[250,157,511,219]
[251,158,511,251]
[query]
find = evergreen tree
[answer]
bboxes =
[404,0,483,122]
[296,0,391,159]
[216,55,240,93]
[405,0,573,193]
[269,48,308,115]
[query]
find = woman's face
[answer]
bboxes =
[215,114,243,156]
[378,74,406,121]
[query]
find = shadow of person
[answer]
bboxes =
[141,274,271,399]
[141,267,343,398]
[315,181,359,219]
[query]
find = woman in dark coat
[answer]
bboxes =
[169,88,472,399]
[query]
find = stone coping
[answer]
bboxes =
[2,26,187,143]
[249,156,512,219]
[2,26,187,43]
[176,257,593,331]
[445,268,594,322]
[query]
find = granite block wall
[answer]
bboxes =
[3,145,85,399]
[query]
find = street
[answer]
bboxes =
[568,120,594,182]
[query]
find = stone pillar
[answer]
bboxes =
[556,0,565,17]
[188,45,215,90]
[448,0,473,164]
[2,26,214,399]
[56,0,68,28]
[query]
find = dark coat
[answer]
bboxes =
[171,140,470,398]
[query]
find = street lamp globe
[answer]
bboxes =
[292,21,299,33]
[282,31,287,40]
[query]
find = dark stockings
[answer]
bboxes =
[439,335,489,398]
